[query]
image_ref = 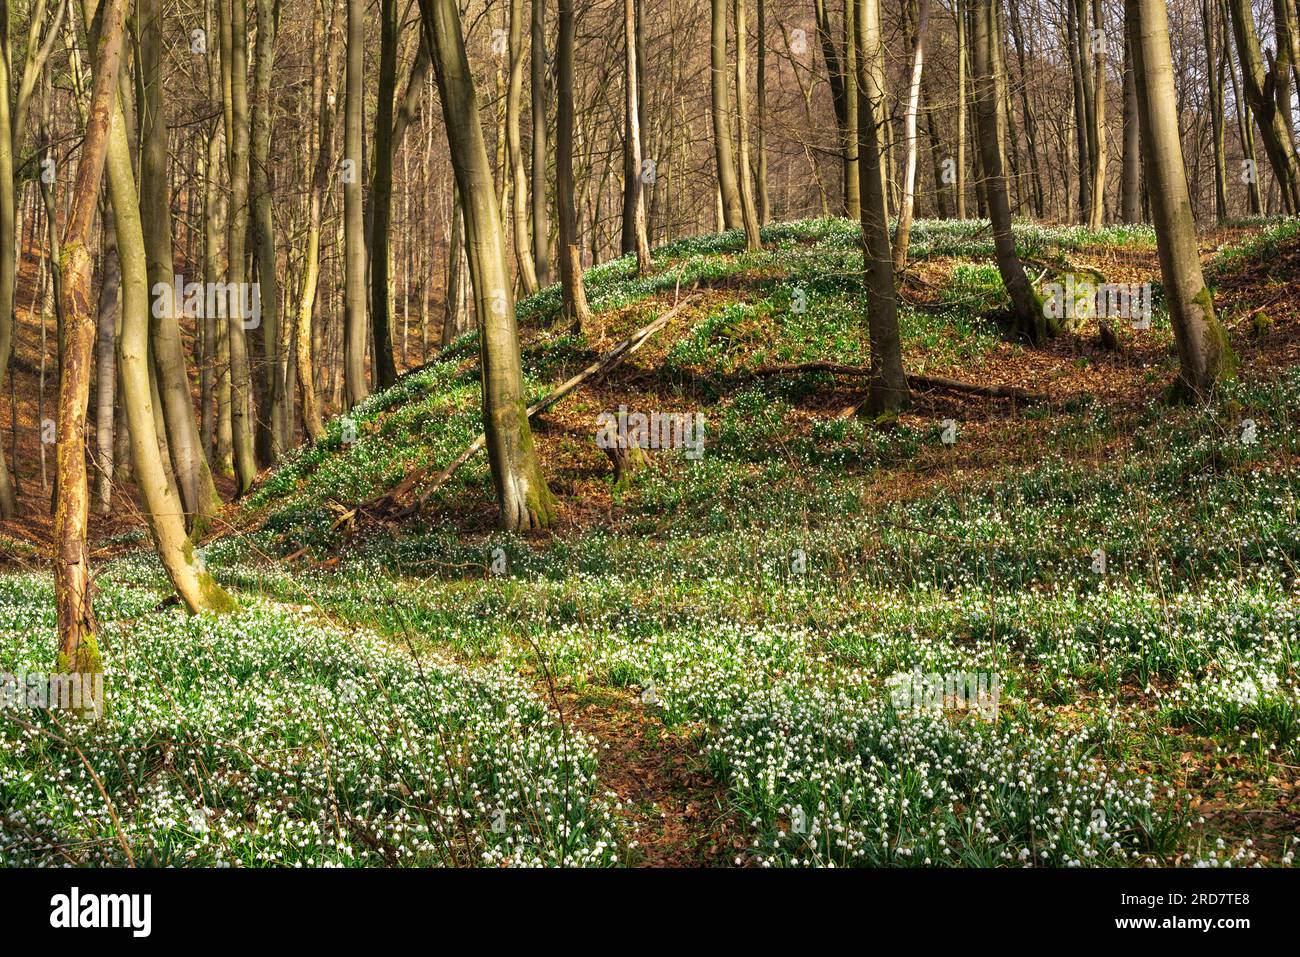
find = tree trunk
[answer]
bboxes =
[622,0,652,269]
[419,0,557,530]
[508,0,539,292]
[0,3,18,517]
[756,0,770,222]
[710,0,743,227]
[954,0,967,218]
[1202,0,1229,222]
[1127,0,1235,396]
[248,0,285,459]
[1087,0,1106,228]
[343,0,370,405]
[893,0,930,269]
[972,0,1046,340]
[530,0,552,285]
[94,197,118,513]
[1120,26,1143,221]
[295,0,339,442]
[55,0,129,691]
[556,0,592,330]
[141,0,223,532]
[1225,0,1300,212]
[735,0,762,251]
[221,0,260,493]
[367,0,400,390]
[855,0,909,413]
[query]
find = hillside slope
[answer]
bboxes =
[2,217,1298,867]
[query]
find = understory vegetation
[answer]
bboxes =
[2,218,1298,867]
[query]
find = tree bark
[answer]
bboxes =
[295,0,339,442]
[1120,25,1142,221]
[367,0,400,390]
[530,0,552,285]
[1225,0,1300,212]
[1127,0,1235,396]
[621,0,652,269]
[735,0,761,251]
[556,0,591,330]
[893,0,930,269]
[55,0,129,690]
[140,0,223,532]
[508,0,539,292]
[855,0,909,413]
[419,0,557,530]
[220,0,259,493]
[250,0,286,454]
[711,0,743,227]
[342,0,370,405]
[972,0,1047,340]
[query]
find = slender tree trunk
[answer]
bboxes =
[954,0,967,218]
[972,0,1046,340]
[1202,0,1229,222]
[141,0,223,532]
[296,0,339,442]
[1128,0,1234,395]
[855,0,909,413]
[621,0,652,269]
[1225,0,1300,212]
[221,0,259,493]
[530,0,551,285]
[1120,26,1143,221]
[710,0,743,227]
[893,0,930,269]
[0,3,19,517]
[342,0,370,405]
[94,197,118,512]
[556,0,591,330]
[250,0,285,454]
[55,0,129,689]
[419,0,556,530]
[508,0,539,292]
[1088,0,1106,228]
[368,0,400,390]
[735,0,761,251]
[756,0,770,222]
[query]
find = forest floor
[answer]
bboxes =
[2,216,1299,867]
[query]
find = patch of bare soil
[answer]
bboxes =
[555,683,741,867]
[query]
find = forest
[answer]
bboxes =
[0,0,1296,889]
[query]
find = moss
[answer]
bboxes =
[197,571,241,614]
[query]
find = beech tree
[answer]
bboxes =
[419,0,556,530]
[1127,0,1234,396]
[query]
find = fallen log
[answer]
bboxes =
[750,361,1044,403]
[378,286,697,513]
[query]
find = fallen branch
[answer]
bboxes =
[750,361,1044,403]
[380,285,697,513]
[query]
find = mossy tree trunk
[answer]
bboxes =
[140,0,223,533]
[55,0,129,690]
[419,0,557,530]
[84,0,239,614]
[1127,0,1235,397]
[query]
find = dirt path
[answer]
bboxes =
[554,683,741,867]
